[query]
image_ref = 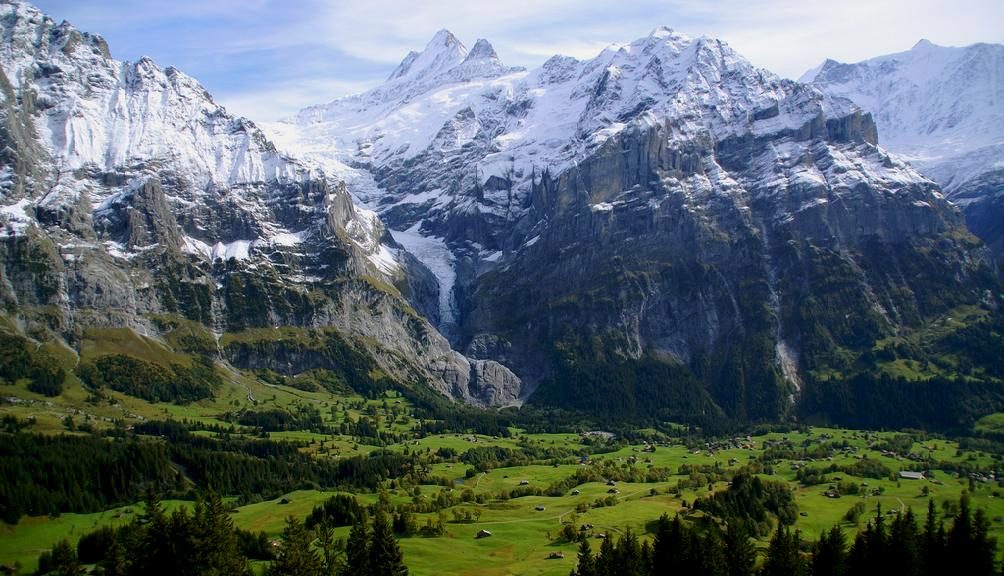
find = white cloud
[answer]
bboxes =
[696,0,1004,78]
[214,77,374,122]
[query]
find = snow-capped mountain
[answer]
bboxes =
[1,2,997,425]
[273,28,995,421]
[267,27,866,334]
[0,1,523,406]
[271,27,860,241]
[802,40,1004,266]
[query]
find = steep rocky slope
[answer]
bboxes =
[803,40,1004,270]
[0,1,523,406]
[275,29,1001,425]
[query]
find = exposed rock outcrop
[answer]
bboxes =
[0,1,521,405]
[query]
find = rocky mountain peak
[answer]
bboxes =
[2,2,997,424]
[804,38,1004,269]
[0,0,525,408]
[451,37,520,81]
[649,25,675,38]
[428,28,464,51]
[465,38,498,61]
[387,28,468,82]
[803,38,1004,176]
[387,51,418,80]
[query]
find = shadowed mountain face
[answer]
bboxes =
[276,28,1001,427]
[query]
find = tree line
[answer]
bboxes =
[33,490,407,576]
[571,493,998,576]
[77,354,219,404]
[0,331,66,397]
[36,490,254,576]
[0,431,413,523]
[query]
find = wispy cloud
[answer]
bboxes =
[32,0,1004,122]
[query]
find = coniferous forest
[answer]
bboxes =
[571,495,998,576]
[34,489,409,576]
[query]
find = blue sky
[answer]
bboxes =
[32,0,1004,122]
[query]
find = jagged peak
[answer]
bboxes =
[0,0,303,188]
[649,26,675,38]
[641,26,692,46]
[799,58,842,83]
[465,38,498,62]
[428,28,462,50]
[387,28,468,82]
[2,0,43,20]
[806,38,1004,82]
[449,37,519,80]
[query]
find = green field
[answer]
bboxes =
[3,322,1004,575]
[4,421,1003,575]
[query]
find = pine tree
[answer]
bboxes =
[651,514,691,574]
[369,512,408,576]
[921,499,947,576]
[811,526,846,576]
[639,540,653,576]
[948,494,977,575]
[345,516,371,576]
[613,529,643,576]
[651,514,674,573]
[682,527,703,574]
[193,490,251,576]
[317,522,344,576]
[132,487,173,576]
[46,539,82,576]
[100,536,128,576]
[699,528,728,576]
[167,506,197,576]
[724,522,757,576]
[888,509,920,576]
[762,526,806,576]
[971,508,996,576]
[595,535,616,576]
[846,529,869,576]
[574,539,596,576]
[268,516,322,576]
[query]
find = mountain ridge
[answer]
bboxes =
[0,0,525,407]
[802,38,1004,270]
[1,4,1001,428]
[271,27,1001,427]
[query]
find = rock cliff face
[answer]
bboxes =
[0,1,523,406]
[803,40,1004,271]
[1,4,998,422]
[464,108,983,419]
[278,28,999,422]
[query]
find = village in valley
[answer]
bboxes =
[4,378,1004,574]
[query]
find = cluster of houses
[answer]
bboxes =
[969,471,998,483]
[581,431,616,440]
[689,436,758,457]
